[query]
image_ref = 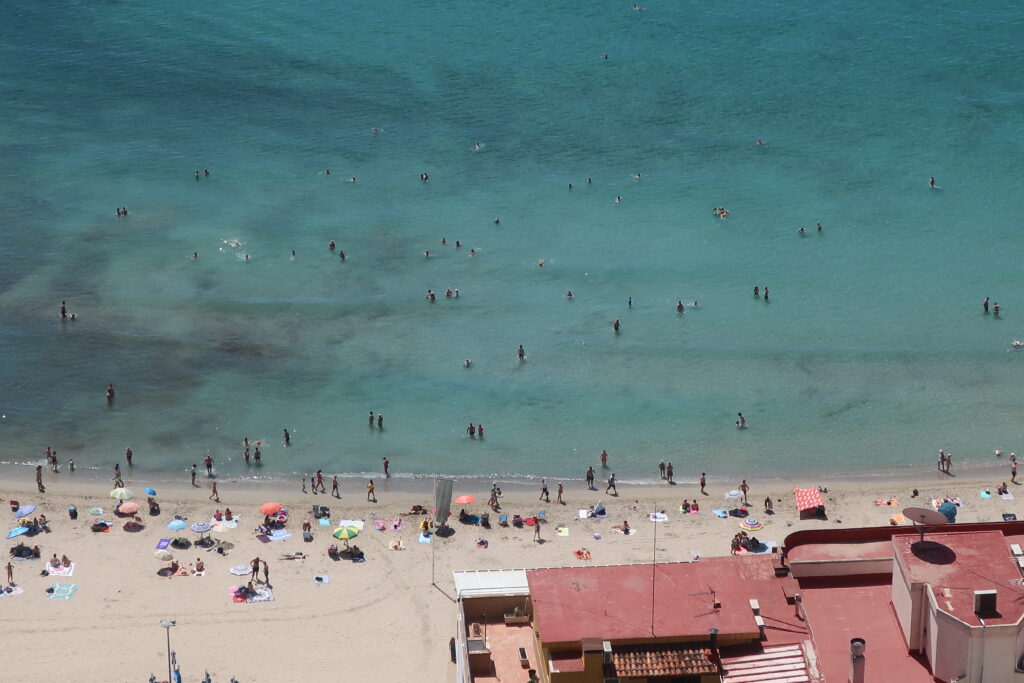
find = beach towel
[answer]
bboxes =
[48,563,75,577]
[314,575,329,584]
[0,586,24,597]
[578,510,591,519]
[748,541,777,555]
[212,517,239,529]
[229,565,251,576]
[690,509,700,515]
[246,587,274,603]
[1002,493,1015,500]
[874,499,899,506]
[980,490,992,499]
[389,518,403,531]
[556,527,569,536]
[712,509,728,519]
[156,538,171,550]
[475,539,488,549]
[48,583,77,600]
[255,534,270,543]
[649,512,668,522]
[573,549,592,560]
[337,519,365,531]
[318,518,330,526]
[268,530,292,542]
[890,514,906,525]
[418,533,432,544]
[374,520,387,531]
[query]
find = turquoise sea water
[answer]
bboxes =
[2,1,1024,483]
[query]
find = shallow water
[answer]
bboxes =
[2,1,1023,482]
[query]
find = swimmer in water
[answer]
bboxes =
[371,128,381,134]
[455,240,461,248]
[424,251,430,258]
[676,301,684,314]
[929,176,935,188]
[798,226,805,234]
[469,249,476,257]
[692,301,699,307]
[568,183,573,189]
[493,217,500,224]
[1012,340,1022,350]
[191,252,199,260]
[290,250,296,260]
[339,251,346,261]
[537,258,544,267]
[204,169,210,177]
[440,238,447,245]
[587,178,592,184]
[614,196,622,204]
[633,173,641,181]
[464,359,472,367]
[517,345,526,361]
[567,291,573,300]
[756,140,766,146]
[346,177,356,183]
[613,319,620,332]
[453,288,459,297]
[325,169,331,175]
[817,222,822,232]
[426,289,435,301]
[328,241,335,251]
[473,142,482,151]
[244,254,250,262]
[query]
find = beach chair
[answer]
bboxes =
[499,514,509,527]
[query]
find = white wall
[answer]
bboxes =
[788,558,892,578]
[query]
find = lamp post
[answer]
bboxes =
[160,619,176,683]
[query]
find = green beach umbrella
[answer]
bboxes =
[332,526,359,541]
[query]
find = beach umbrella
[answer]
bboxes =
[739,518,764,531]
[109,487,134,500]
[154,549,173,561]
[938,501,957,523]
[144,488,158,496]
[259,502,282,516]
[88,507,104,516]
[119,501,140,515]
[211,523,230,534]
[453,495,476,505]
[6,526,29,539]
[14,504,36,519]
[332,526,359,541]
[725,490,743,502]
[167,519,188,531]
[191,521,212,534]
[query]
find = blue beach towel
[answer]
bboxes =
[318,518,330,526]
[48,583,78,600]
[712,509,728,519]
[418,533,432,544]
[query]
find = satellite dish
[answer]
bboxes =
[902,506,947,542]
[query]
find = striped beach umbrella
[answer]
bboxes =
[332,526,359,541]
[739,518,763,531]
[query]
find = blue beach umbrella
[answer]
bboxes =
[190,521,212,534]
[167,519,188,531]
[144,488,157,496]
[6,526,29,539]
[14,504,36,519]
[938,501,957,523]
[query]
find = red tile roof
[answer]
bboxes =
[611,644,716,678]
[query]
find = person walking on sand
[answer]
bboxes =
[739,479,750,505]
[382,457,390,477]
[945,451,953,474]
[666,462,674,484]
[301,478,307,494]
[700,472,706,494]
[539,479,549,502]
[5,561,13,585]
[36,465,44,493]
[190,464,197,487]
[366,479,376,502]
[533,516,541,542]
[586,466,595,490]
[331,475,339,498]
[557,482,564,505]
[606,473,617,495]
[210,482,219,502]
[1012,460,1018,484]
[315,470,326,493]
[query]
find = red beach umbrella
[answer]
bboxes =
[453,495,476,505]
[260,502,282,516]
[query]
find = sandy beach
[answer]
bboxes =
[1,464,1019,682]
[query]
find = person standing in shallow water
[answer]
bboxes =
[600,450,608,468]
